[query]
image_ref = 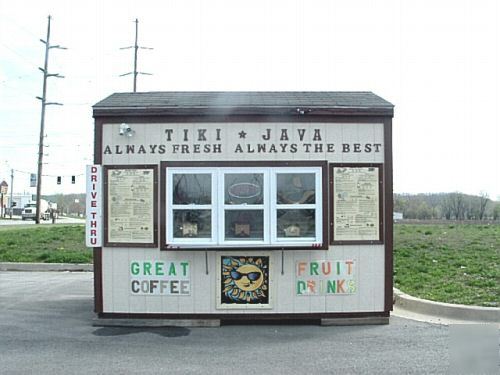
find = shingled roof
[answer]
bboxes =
[93,91,394,117]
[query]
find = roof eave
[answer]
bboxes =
[92,105,394,118]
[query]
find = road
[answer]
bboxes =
[3,272,490,374]
[0,215,85,227]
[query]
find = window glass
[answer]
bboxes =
[276,209,316,238]
[172,174,211,205]
[166,166,322,247]
[224,173,264,205]
[224,210,264,241]
[276,173,315,204]
[173,210,212,238]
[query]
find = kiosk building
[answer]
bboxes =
[90,91,394,324]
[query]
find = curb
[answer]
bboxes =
[0,262,93,272]
[393,288,500,323]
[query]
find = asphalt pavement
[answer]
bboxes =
[4,272,496,374]
[0,215,85,226]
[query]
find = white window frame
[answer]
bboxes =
[165,166,323,248]
[166,168,217,246]
[270,167,323,246]
[219,168,269,246]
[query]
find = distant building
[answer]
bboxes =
[11,194,33,215]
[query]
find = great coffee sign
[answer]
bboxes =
[103,126,383,156]
[130,260,191,296]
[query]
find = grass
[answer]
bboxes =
[394,223,499,307]
[0,225,91,264]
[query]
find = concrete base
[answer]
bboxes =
[93,318,220,328]
[321,317,389,326]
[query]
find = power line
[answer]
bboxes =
[0,14,39,39]
[119,18,153,92]
[0,42,39,68]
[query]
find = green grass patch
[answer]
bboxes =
[394,223,500,307]
[0,225,91,264]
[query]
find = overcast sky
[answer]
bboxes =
[0,0,499,199]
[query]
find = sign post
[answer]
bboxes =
[86,165,102,247]
[0,181,8,218]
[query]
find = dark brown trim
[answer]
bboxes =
[93,248,103,313]
[160,160,328,251]
[103,164,159,248]
[94,119,104,165]
[321,163,329,247]
[94,114,390,124]
[163,160,326,168]
[329,163,384,245]
[159,164,167,251]
[383,119,394,311]
[97,311,390,321]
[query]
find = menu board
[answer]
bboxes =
[106,167,156,245]
[332,166,381,242]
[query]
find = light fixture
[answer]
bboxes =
[119,123,134,137]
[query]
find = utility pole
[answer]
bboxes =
[35,15,66,224]
[9,169,13,219]
[120,18,153,92]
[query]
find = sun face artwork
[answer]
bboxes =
[220,255,270,306]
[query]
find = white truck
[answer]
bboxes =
[21,200,58,221]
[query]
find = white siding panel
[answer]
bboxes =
[111,248,132,312]
[192,251,212,313]
[357,246,377,312]
[100,121,388,315]
[102,249,114,312]
[102,123,384,165]
[103,245,386,314]
[276,250,294,313]
[372,245,386,311]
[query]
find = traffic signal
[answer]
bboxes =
[71,175,75,184]
[57,176,61,185]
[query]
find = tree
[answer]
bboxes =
[493,204,500,221]
[478,191,489,220]
[442,192,466,220]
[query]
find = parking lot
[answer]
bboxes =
[0,271,462,374]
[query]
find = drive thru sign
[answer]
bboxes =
[86,165,102,247]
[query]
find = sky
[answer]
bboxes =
[0,0,499,200]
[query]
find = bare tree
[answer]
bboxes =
[447,192,466,220]
[493,204,500,221]
[478,191,489,220]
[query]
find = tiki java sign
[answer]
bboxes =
[103,126,383,156]
[85,165,102,247]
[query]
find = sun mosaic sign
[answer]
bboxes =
[218,255,270,308]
